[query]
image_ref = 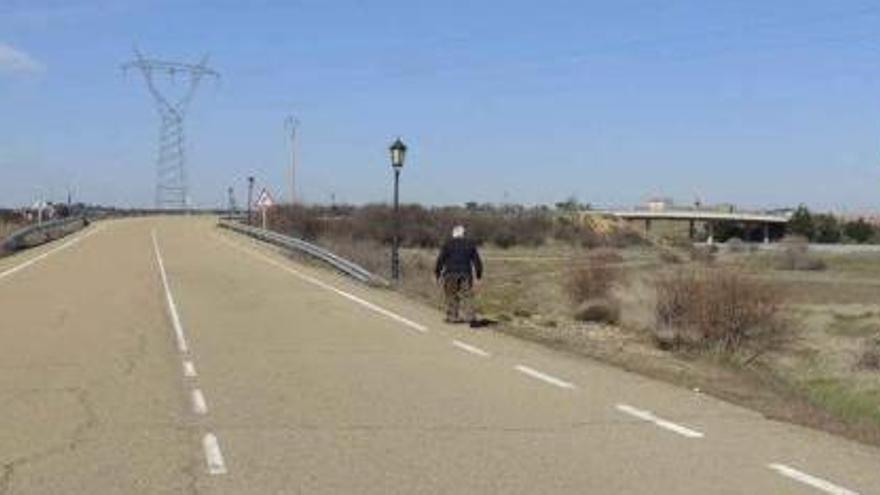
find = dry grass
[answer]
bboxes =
[564,249,621,304]
[654,267,786,353]
[857,337,880,371]
[0,219,27,256]
[574,299,620,324]
[0,220,24,241]
[563,249,623,323]
[776,236,827,271]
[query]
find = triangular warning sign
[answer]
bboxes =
[254,188,275,208]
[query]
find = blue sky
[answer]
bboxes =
[2,1,880,211]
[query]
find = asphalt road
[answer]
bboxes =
[1,217,879,494]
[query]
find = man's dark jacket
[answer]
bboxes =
[435,237,483,281]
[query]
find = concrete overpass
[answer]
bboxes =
[603,209,790,244]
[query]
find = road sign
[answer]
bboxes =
[254,188,275,209]
[254,189,275,230]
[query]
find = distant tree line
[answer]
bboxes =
[786,205,878,244]
[265,202,640,250]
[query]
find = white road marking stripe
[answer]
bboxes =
[183,360,197,378]
[191,389,208,415]
[514,365,575,389]
[151,230,190,353]
[616,404,704,439]
[202,433,227,475]
[0,226,102,282]
[768,463,860,495]
[452,340,490,357]
[217,235,428,333]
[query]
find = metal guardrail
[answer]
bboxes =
[218,219,389,287]
[1,216,89,253]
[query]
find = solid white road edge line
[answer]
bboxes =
[615,404,704,439]
[452,339,491,357]
[514,364,576,389]
[0,225,102,282]
[151,230,191,353]
[183,360,197,378]
[768,463,860,495]
[203,433,228,475]
[217,235,429,333]
[191,389,208,415]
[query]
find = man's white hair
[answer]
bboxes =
[452,225,466,238]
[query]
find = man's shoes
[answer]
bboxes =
[444,317,465,324]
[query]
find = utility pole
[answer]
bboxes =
[123,49,219,209]
[285,115,299,204]
[227,186,236,216]
[247,176,255,225]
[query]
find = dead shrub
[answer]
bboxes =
[574,298,621,324]
[857,338,880,371]
[725,237,746,253]
[689,245,717,263]
[776,236,826,271]
[654,267,785,353]
[658,249,683,264]
[564,249,621,304]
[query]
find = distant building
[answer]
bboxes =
[644,197,674,212]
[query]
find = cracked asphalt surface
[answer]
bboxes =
[2,216,880,494]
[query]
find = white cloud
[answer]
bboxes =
[0,43,44,74]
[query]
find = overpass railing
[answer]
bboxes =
[1,216,89,253]
[218,219,388,287]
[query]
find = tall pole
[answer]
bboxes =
[285,116,299,205]
[247,176,255,225]
[392,168,401,282]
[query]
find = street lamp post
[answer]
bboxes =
[389,138,407,282]
[247,176,255,225]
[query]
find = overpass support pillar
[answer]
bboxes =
[645,218,652,233]
[763,223,770,244]
[707,222,715,245]
[689,220,695,239]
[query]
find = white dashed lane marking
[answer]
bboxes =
[154,229,226,475]
[514,365,576,389]
[768,464,861,495]
[203,433,228,475]
[191,389,208,415]
[183,360,197,378]
[152,230,191,353]
[452,339,491,357]
[615,404,704,439]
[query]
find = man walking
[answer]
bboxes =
[434,225,483,324]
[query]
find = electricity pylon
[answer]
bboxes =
[123,49,219,209]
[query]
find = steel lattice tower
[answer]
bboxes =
[123,49,219,209]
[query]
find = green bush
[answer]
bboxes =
[844,218,876,244]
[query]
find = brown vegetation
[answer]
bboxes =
[564,249,622,323]
[857,337,880,371]
[564,249,621,302]
[266,204,645,251]
[776,236,827,271]
[654,267,786,353]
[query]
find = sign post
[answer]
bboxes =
[254,188,275,230]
